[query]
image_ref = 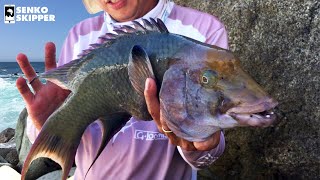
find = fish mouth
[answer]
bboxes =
[226,99,278,127]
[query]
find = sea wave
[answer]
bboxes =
[0,77,25,131]
[0,77,11,89]
[0,73,24,79]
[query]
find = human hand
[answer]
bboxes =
[144,78,221,151]
[16,42,70,130]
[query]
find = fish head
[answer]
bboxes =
[159,47,278,141]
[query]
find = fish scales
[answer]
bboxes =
[21,19,278,180]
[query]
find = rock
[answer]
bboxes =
[0,137,16,160]
[0,128,15,143]
[0,137,15,150]
[5,149,19,166]
[174,0,319,179]
[0,165,21,179]
[15,108,61,179]
[0,136,19,167]
[0,155,7,163]
[14,108,28,166]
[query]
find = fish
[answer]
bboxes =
[21,19,278,180]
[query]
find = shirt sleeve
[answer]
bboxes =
[177,131,225,170]
[205,26,229,50]
[58,27,78,66]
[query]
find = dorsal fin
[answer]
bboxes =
[142,19,154,31]
[76,18,168,62]
[113,29,128,35]
[156,18,169,33]
[121,25,136,33]
[78,18,169,59]
[132,20,147,32]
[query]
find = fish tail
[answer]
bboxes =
[21,129,78,180]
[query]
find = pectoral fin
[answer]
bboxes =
[128,45,155,96]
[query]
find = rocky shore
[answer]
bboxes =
[0,128,19,170]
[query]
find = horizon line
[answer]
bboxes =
[0,59,44,62]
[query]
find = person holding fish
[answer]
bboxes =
[15,0,241,179]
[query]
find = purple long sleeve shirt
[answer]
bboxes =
[27,0,229,179]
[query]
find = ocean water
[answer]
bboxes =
[0,62,44,132]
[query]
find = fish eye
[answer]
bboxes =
[202,76,209,84]
[201,70,218,87]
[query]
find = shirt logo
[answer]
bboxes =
[134,130,168,141]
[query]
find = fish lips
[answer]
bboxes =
[226,99,278,127]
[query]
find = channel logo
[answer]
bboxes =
[4,5,15,24]
[3,4,55,24]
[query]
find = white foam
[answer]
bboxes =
[0,78,10,89]
[0,78,25,131]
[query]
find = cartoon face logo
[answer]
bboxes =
[4,5,15,24]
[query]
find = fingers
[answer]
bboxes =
[144,78,161,127]
[194,131,221,151]
[45,42,57,71]
[16,77,34,104]
[164,131,196,151]
[180,140,197,151]
[16,53,42,92]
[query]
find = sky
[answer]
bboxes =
[0,0,98,62]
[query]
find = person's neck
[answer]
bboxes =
[115,0,159,22]
[140,0,159,18]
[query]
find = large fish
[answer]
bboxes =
[21,19,278,180]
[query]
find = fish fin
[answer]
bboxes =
[121,25,136,33]
[132,20,147,32]
[84,113,130,179]
[21,128,78,180]
[40,58,92,91]
[142,18,155,31]
[128,45,155,96]
[156,18,169,33]
[97,18,169,50]
[113,29,128,36]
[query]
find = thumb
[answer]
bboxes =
[144,78,161,127]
